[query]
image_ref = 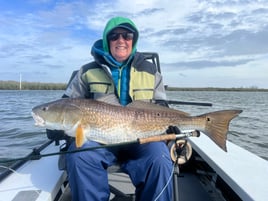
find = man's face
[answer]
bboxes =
[108,28,133,62]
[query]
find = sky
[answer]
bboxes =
[1,0,268,88]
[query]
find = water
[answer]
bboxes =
[166,91,268,161]
[0,90,267,167]
[0,90,63,160]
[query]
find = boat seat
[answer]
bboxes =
[107,165,135,200]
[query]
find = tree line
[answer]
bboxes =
[1,80,267,91]
[0,80,67,90]
[165,86,268,92]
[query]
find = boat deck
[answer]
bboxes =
[2,137,268,201]
[58,169,219,201]
[0,140,226,201]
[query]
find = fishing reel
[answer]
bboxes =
[168,139,193,165]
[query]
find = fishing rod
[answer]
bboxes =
[0,140,53,181]
[0,130,200,183]
[0,131,200,164]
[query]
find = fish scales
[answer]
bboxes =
[78,100,180,143]
[32,98,242,151]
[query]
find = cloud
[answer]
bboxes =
[163,58,254,70]
[0,0,268,88]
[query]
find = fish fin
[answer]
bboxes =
[127,101,190,116]
[201,110,242,152]
[96,94,121,106]
[75,124,86,148]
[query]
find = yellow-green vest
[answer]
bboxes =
[81,64,155,101]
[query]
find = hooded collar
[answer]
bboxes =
[91,39,134,68]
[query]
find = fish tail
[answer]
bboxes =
[200,110,242,151]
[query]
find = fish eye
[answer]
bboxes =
[42,106,49,111]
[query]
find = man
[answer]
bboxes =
[64,16,173,201]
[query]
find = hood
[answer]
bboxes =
[102,16,139,55]
[91,39,122,67]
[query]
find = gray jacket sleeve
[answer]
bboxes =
[153,71,167,101]
[64,68,88,98]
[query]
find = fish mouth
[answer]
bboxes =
[31,112,45,126]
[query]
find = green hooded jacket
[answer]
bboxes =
[102,16,139,55]
[64,17,167,106]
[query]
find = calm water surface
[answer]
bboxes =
[167,90,268,161]
[0,90,267,166]
[0,90,63,160]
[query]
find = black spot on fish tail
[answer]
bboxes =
[200,110,242,152]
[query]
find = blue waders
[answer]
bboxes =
[66,140,173,201]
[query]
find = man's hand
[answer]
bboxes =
[166,126,181,134]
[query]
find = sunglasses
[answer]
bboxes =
[108,32,134,41]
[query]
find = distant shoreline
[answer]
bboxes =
[0,80,268,91]
[165,86,268,92]
[0,80,67,90]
